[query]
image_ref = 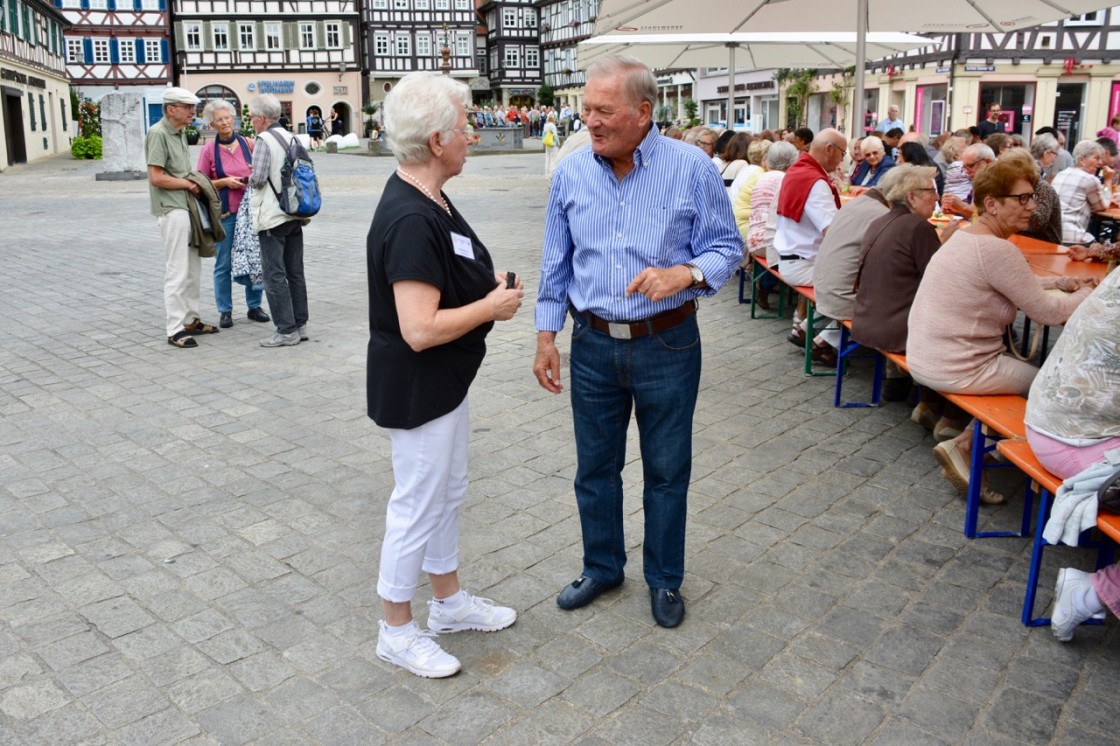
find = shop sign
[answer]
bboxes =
[745,81,774,91]
[256,80,296,94]
[964,65,996,72]
[0,68,46,89]
[334,86,348,95]
[935,66,950,74]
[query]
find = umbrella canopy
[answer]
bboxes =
[594,0,1111,35]
[578,31,936,70]
[593,0,1112,132]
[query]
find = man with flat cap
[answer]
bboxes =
[146,87,220,348]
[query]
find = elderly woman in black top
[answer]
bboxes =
[367,72,524,678]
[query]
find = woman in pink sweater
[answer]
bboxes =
[907,156,1096,503]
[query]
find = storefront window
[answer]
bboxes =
[194,84,241,123]
[979,83,1036,140]
[915,84,947,136]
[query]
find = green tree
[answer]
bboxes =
[239,105,255,138]
[537,83,555,108]
[683,98,698,124]
[828,67,856,133]
[775,68,817,129]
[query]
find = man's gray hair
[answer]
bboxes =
[1030,133,1059,161]
[963,143,995,163]
[1072,138,1105,162]
[585,54,657,109]
[383,72,471,166]
[883,164,937,208]
[248,94,281,121]
[201,99,237,124]
[763,141,799,171]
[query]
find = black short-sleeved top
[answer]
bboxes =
[366,173,496,429]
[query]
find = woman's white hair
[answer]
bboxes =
[201,99,236,125]
[384,72,471,165]
[883,164,937,207]
[763,140,799,171]
[1073,138,1105,162]
[861,135,885,155]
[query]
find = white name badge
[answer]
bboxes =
[450,232,474,259]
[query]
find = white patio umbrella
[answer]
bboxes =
[593,0,1113,132]
[578,32,937,128]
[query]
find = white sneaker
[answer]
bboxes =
[1051,568,1094,642]
[427,590,517,634]
[375,621,461,678]
[298,325,309,341]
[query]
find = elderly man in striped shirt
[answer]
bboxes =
[533,54,742,629]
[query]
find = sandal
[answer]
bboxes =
[168,331,198,348]
[184,317,219,334]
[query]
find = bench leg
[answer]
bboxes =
[1022,485,1051,626]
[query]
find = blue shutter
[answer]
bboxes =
[158,0,165,9]
[83,37,92,63]
[159,38,168,63]
[109,37,118,63]
[106,0,114,8]
[80,0,88,9]
[28,93,36,131]
[135,37,145,63]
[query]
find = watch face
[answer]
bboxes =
[690,266,703,284]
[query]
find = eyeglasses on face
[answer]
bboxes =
[827,142,846,156]
[999,192,1038,206]
[698,140,714,147]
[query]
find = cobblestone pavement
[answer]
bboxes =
[1,143,1118,746]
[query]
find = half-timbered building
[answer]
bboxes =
[361,0,478,108]
[478,0,538,106]
[173,0,361,136]
[536,0,595,108]
[1,0,70,168]
[53,0,171,124]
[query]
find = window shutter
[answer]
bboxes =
[106,0,115,9]
[83,36,93,62]
[160,38,168,63]
[342,20,350,46]
[109,37,118,63]
[317,20,325,48]
[135,37,145,63]
[202,21,211,51]
[28,93,36,131]
[174,22,184,49]
[256,21,264,50]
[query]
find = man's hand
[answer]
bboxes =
[941,193,971,218]
[533,332,563,393]
[938,218,963,244]
[626,265,693,302]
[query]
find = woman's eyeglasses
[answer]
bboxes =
[1000,192,1038,206]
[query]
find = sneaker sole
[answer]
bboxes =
[427,616,516,634]
[375,646,461,678]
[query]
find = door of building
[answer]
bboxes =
[2,90,27,165]
[1054,83,1085,145]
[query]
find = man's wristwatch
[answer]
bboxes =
[685,263,704,289]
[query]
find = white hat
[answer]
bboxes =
[163,87,200,105]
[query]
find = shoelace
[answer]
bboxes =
[404,629,445,658]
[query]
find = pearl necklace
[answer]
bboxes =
[397,168,451,215]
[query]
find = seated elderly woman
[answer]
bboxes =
[723,133,759,202]
[846,137,864,181]
[730,139,771,233]
[741,141,797,309]
[1021,135,1064,244]
[939,136,972,201]
[907,156,1095,503]
[850,135,895,188]
[1052,139,1115,244]
[367,72,525,677]
[1025,270,1120,642]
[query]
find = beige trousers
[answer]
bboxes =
[159,209,200,337]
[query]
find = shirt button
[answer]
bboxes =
[617,233,623,238]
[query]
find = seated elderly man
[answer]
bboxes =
[941,143,995,218]
[1053,139,1115,244]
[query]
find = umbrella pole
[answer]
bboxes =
[727,43,736,130]
[852,0,868,136]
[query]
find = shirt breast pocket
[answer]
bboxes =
[644,205,693,253]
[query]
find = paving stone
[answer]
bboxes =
[486,660,567,708]
[561,669,642,718]
[795,688,886,745]
[417,690,516,743]
[54,653,135,697]
[80,596,155,639]
[983,687,1063,742]
[301,705,385,745]
[81,674,168,729]
[896,685,979,742]
[19,702,103,744]
[356,686,436,733]
[167,668,245,713]
[195,694,278,746]
[116,706,201,746]
[586,704,687,745]
[0,678,71,720]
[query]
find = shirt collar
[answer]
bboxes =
[592,123,661,171]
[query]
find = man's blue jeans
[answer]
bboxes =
[568,310,701,590]
[213,214,263,314]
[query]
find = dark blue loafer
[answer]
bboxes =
[650,588,685,627]
[557,575,623,610]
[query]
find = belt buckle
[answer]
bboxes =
[607,322,632,340]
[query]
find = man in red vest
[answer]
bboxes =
[773,127,848,365]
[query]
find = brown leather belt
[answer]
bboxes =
[578,300,697,340]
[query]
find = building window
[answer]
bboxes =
[145,38,161,62]
[59,0,81,7]
[66,38,83,62]
[393,0,408,8]
[1066,11,1104,26]
[299,22,314,49]
[455,32,469,58]
[435,0,449,9]
[395,34,410,56]
[140,0,158,9]
[325,21,341,48]
[415,0,429,8]
[185,22,201,51]
[416,32,431,57]
[503,8,516,27]
[88,0,107,8]
[239,23,254,50]
[265,22,282,50]
[374,33,389,56]
[212,22,229,51]
[525,7,536,27]
[118,38,135,63]
[525,47,538,69]
[504,47,519,68]
[93,38,110,63]
[371,0,387,7]
[454,0,468,9]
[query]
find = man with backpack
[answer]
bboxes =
[248,94,313,347]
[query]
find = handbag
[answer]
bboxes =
[543,129,555,147]
[231,187,264,287]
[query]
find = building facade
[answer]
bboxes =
[361,0,477,109]
[695,67,782,130]
[537,0,596,108]
[478,0,538,106]
[1,0,71,169]
[54,0,171,125]
[173,0,361,136]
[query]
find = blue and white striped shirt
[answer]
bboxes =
[535,124,743,331]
